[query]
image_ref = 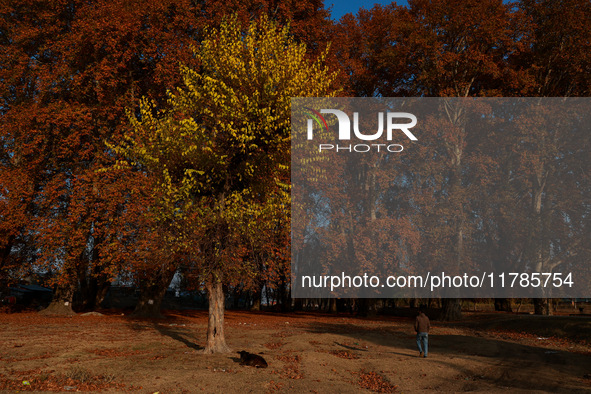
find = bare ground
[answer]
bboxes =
[1,310,590,393]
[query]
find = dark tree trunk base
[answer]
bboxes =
[250,288,262,311]
[132,289,166,318]
[41,283,75,315]
[293,298,303,312]
[440,298,462,321]
[131,303,166,319]
[357,299,378,317]
[39,301,76,316]
[329,298,338,314]
[494,298,513,312]
[131,269,176,318]
[534,298,552,315]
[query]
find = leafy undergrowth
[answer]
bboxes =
[0,367,141,392]
[357,370,398,393]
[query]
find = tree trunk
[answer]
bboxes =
[329,298,338,313]
[133,283,167,318]
[78,235,111,311]
[94,279,111,308]
[0,235,15,274]
[293,298,303,311]
[444,101,466,323]
[78,274,111,311]
[231,287,240,309]
[250,286,262,311]
[132,269,176,318]
[204,274,230,353]
[440,298,462,321]
[277,279,290,312]
[265,285,273,309]
[40,282,76,315]
[494,298,513,312]
[530,168,549,316]
[533,298,551,315]
[357,298,377,317]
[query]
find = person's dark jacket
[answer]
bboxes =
[415,312,430,333]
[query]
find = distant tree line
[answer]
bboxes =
[1,0,589,348]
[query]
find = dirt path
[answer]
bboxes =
[1,311,590,393]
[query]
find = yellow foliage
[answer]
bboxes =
[111,14,336,261]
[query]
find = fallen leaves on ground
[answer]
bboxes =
[0,369,140,392]
[91,348,147,357]
[357,370,397,393]
[274,354,303,379]
[264,341,283,350]
[329,350,360,359]
[486,329,590,353]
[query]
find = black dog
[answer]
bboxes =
[238,350,268,368]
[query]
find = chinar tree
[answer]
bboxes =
[112,15,337,353]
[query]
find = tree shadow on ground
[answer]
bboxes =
[303,322,591,392]
[449,313,591,342]
[151,323,204,351]
[334,341,369,352]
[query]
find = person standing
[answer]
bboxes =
[415,305,430,358]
